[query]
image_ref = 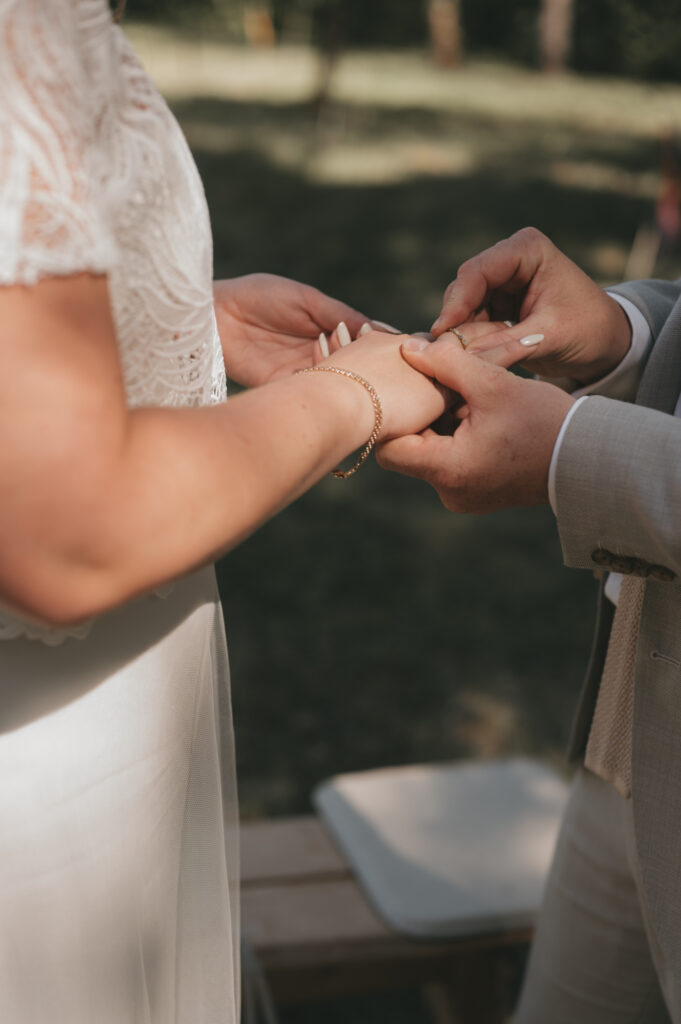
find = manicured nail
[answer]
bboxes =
[372,319,401,334]
[520,333,544,346]
[337,321,352,347]
[503,320,516,328]
[318,332,330,358]
[403,338,430,352]
[358,322,373,336]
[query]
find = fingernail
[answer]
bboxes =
[520,333,544,346]
[372,319,401,334]
[337,321,352,347]
[403,338,429,352]
[431,317,444,333]
[503,320,516,328]
[318,332,330,358]
[358,322,373,336]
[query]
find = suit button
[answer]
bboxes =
[591,548,614,567]
[649,565,677,582]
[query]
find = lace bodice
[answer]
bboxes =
[0,0,227,643]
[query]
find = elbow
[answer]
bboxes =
[0,505,130,630]
[0,550,113,630]
[0,384,139,627]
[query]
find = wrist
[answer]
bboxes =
[574,295,632,386]
[296,365,383,477]
[295,366,377,452]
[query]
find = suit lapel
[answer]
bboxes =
[636,296,681,412]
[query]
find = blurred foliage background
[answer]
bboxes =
[127,0,681,80]
[122,4,681,1020]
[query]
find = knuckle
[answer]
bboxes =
[516,225,548,248]
[456,257,477,279]
[517,225,539,240]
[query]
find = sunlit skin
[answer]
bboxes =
[0,274,446,627]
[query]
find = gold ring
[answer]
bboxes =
[446,326,468,349]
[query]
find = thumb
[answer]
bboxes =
[377,429,450,481]
[401,336,506,407]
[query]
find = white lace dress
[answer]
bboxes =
[0,2,239,1021]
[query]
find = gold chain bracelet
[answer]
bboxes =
[296,365,384,478]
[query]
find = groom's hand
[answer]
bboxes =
[377,336,574,513]
[430,227,632,386]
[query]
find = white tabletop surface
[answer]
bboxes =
[314,758,569,938]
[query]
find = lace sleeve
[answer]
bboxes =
[0,0,119,286]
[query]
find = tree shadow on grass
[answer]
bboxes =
[176,95,663,332]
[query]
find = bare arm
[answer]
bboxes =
[1,275,445,627]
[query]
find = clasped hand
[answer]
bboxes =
[215,228,633,513]
[378,335,575,512]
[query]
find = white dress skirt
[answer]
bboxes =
[0,568,240,1023]
[0,3,241,1019]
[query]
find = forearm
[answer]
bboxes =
[5,372,372,626]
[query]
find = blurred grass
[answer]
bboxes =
[129,29,681,819]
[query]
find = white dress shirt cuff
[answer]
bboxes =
[571,294,652,401]
[548,396,589,513]
[547,293,653,513]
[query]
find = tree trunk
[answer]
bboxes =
[539,0,574,73]
[242,3,276,47]
[428,0,463,69]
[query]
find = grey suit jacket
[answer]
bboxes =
[556,277,681,978]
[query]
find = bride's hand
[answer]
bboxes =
[321,320,517,442]
[214,274,373,387]
[323,330,449,441]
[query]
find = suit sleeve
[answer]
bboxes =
[609,279,681,339]
[554,395,681,585]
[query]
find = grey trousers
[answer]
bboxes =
[515,768,680,1024]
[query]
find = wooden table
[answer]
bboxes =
[241,816,532,1021]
